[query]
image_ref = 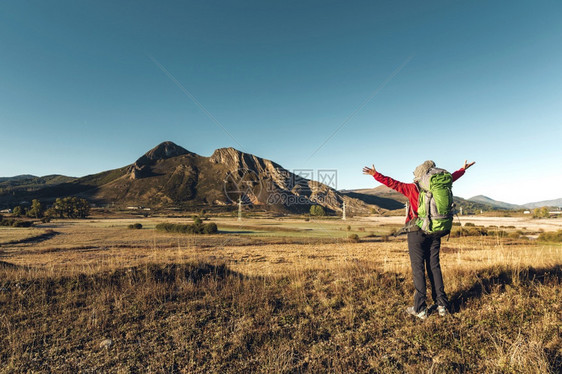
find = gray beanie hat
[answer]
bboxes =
[413,160,435,182]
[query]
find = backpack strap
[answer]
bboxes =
[421,190,432,232]
[393,218,420,237]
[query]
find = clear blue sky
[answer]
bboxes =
[1,0,561,204]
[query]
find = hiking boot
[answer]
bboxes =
[406,306,427,320]
[437,305,448,317]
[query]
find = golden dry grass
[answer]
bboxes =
[2,218,559,277]
[0,216,561,372]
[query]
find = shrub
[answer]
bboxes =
[155,223,172,232]
[12,220,33,228]
[156,222,218,235]
[27,199,43,219]
[464,222,475,227]
[451,227,488,237]
[508,232,521,239]
[0,219,14,226]
[128,223,143,230]
[52,197,90,218]
[450,228,467,237]
[44,207,57,219]
[12,206,23,217]
[1,219,33,227]
[348,233,360,242]
[488,230,508,238]
[203,222,218,234]
[533,207,550,218]
[310,205,325,217]
[467,227,485,236]
[538,229,562,242]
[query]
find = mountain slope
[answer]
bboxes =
[468,195,522,210]
[0,175,79,206]
[90,143,377,213]
[0,174,77,188]
[0,142,375,214]
[523,198,562,209]
[0,175,37,183]
[340,186,407,210]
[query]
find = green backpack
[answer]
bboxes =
[416,168,454,236]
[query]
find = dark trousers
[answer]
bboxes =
[407,230,449,313]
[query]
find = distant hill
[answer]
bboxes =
[4,144,558,213]
[0,141,374,214]
[340,186,406,210]
[468,195,522,210]
[0,175,37,183]
[523,198,562,209]
[0,174,76,187]
[453,196,496,213]
[0,175,78,198]
[342,187,498,213]
[464,195,562,210]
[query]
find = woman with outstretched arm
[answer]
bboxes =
[363,160,475,319]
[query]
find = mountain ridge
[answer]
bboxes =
[467,195,522,210]
[2,143,560,211]
[0,142,375,214]
[468,195,562,209]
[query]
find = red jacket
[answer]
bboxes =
[373,168,465,222]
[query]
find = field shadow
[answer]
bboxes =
[218,230,256,234]
[449,266,562,313]
[0,260,32,270]
[94,262,251,287]
[1,262,251,294]
[1,230,60,246]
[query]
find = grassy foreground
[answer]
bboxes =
[1,260,560,373]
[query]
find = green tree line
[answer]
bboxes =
[11,197,91,219]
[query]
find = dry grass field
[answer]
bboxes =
[1,215,561,373]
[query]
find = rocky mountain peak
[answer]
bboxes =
[209,147,244,165]
[209,148,286,184]
[135,141,191,166]
[0,140,376,214]
[129,141,193,180]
